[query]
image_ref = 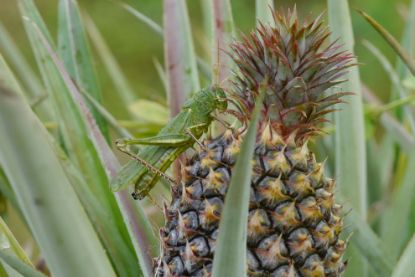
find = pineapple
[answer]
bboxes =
[156,9,353,277]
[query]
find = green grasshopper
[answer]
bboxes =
[111,86,228,200]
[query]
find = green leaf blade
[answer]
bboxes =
[57,0,109,140]
[18,1,146,275]
[0,250,45,277]
[327,1,368,276]
[164,0,200,116]
[376,1,415,238]
[49,39,157,274]
[392,233,415,277]
[0,217,32,267]
[211,0,235,84]
[358,9,415,77]
[0,84,116,277]
[121,3,163,36]
[380,150,415,262]
[360,5,415,262]
[338,194,394,276]
[212,93,263,277]
[0,216,39,276]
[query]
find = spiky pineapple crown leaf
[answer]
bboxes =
[229,8,354,143]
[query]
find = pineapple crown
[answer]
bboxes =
[229,8,354,143]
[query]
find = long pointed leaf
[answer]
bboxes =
[0,250,45,277]
[121,3,163,35]
[0,84,115,276]
[0,216,37,276]
[42,33,156,274]
[361,7,415,261]
[0,217,32,267]
[48,6,156,270]
[18,1,142,275]
[0,56,27,212]
[57,0,108,139]
[84,15,137,107]
[51,135,155,277]
[363,40,415,227]
[205,0,235,136]
[211,0,235,84]
[381,0,415,205]
[377,1,415,234]
[342,203,394,276]
[0,53,25,98]
[327,1,367,276]
[393,0,415,115]
[212,93,263,277]
[164,0,200,116]
[379,149,415,260]
[200,0,214,57]
[163,0,201,180]
[392,233,415,277]
[358,9,415,77]
[399,0,415,244]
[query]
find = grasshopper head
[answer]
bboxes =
[213,87,228,112]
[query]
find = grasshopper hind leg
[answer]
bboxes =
[131,190,142,200]
[131,167,177,200]
[116,140,178,200]
[132,178,153,200]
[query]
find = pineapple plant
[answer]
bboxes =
[155,9,353,277]
[4,0,415,276]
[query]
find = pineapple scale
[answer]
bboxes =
[155,129,346,277]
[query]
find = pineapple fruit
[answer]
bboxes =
[155,9,353,277]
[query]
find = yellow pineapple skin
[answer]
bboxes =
[155,129,346,277]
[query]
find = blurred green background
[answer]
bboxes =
[0,0,411,115]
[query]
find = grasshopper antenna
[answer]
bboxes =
[213,40,221,86]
